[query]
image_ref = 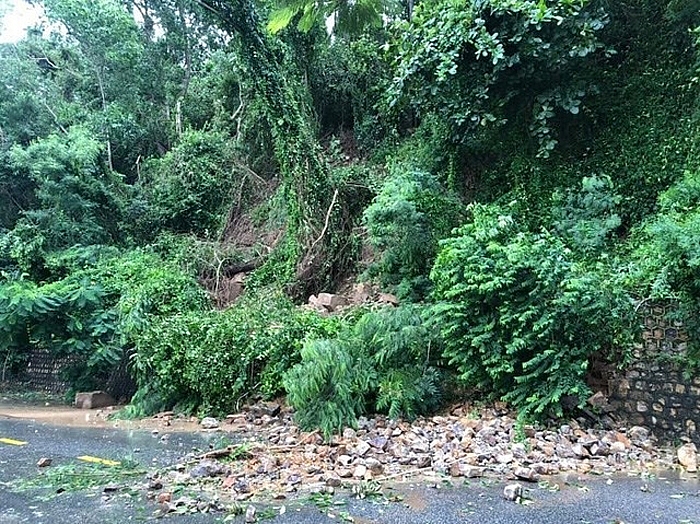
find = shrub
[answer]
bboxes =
[0,248,207,392]
[550,175,622,258]
[430,203,634,420]
[363,167,464,300]
[130,292,342,415]
[627,169,700,365]
[284,305,443,437]
[140,130,244,237]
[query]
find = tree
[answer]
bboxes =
[194,0,352,293]
[387,0,610,156]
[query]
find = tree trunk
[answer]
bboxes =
[199,0,349,296]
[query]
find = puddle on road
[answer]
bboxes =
[0,402,201,433]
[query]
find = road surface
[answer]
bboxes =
[1,412,699,523]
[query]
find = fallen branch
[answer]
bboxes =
[309,188,339,251]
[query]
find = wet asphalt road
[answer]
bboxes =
[1,415,699,523]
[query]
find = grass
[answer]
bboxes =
[11,460,146,499]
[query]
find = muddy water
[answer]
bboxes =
[0,400,201,432]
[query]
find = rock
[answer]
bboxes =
[496,453,514,464]
[148,479,163,490]
[415,455,432,469]
[378,293,399,306]
[337,468,353,478]
[355,441,371,456]
[157,492,172,504]
[365,458,383,475]
[627,426,650,444]
[461,465,485,478]
[36,457,52,467]
[342,428,356,439]
[572,443,589,458]
[514,467,539,482]
[316,293,349,312]
[677,443,698,472]
[351,283,373,303]
[369,436,389,451]
[411,440,430,454]
[587,391,608,409]
[503,483,523,501]
[189,460,227,478]
[352,465,367,478]
[245,505,256,523]
[286,474,302,486]
[325,473,342,487]
[74,391,115,409]
[200,417,220,429]
[337,454,353,467]
[610,441,627,454]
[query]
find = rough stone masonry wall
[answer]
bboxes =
[608,303,700,445]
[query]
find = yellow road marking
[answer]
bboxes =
[77,455,121,467]
[0,437,28,446]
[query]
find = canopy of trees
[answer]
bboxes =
[2,0,700,430]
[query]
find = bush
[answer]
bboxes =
[430,203,634,420]
[284,305,443,437]
[550,175,622,258]
[140,130,244,237]
[363,167,464,300]
[0,248,207,392]
[130,292,341,415]
[627,169,700,365]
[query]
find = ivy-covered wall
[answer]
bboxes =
[608,303,700,445]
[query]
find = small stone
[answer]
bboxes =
[200,417,220,429]
[337,454,353,467]
[411,441,430,454]
[461,465,485,478]
[103,484,119,493]
[148,479,163,490]
[514,467,538,482]
[352,465,367,478]
[369,436,389,451]
[628,426,649,443]
[337,468,353,478]
[496,453,514,464]
[286,474,302,486]
[343,428,356,439]
[503,483,523,501]
[572,443,589,458]
[365,458,383,475]
[355,441,371,456]
[245,505,256,523]
[415,455,432,469]
[325,473,342,487]
[157,492,172,504]
[449,463,463,477]
[677,443,698,472]
[378,293,399,306]
[610,441,627,453]
[587,391,608,409]
[36,457,52,468]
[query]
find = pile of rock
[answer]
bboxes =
[305,283,399,314]
[146,402,688,510]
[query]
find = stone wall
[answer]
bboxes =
[607,303,700,445]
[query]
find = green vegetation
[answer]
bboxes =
[1,0,700,430]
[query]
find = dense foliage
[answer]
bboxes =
[285,305,442,436]
[431,203,634,418]
[2,0,700,429]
